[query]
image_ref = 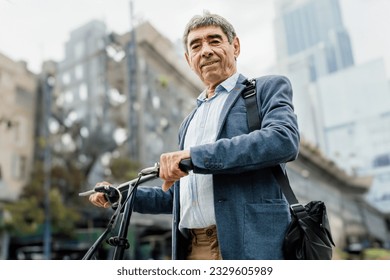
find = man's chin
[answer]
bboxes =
[201,74,226,87]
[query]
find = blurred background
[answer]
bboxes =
[0,0,389,260]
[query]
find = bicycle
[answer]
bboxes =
[78,159,192,260]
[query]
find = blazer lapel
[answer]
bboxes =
[180,74,249,146]
[216,74,248,138]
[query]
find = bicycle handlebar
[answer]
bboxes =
[79,158,193,260]
[78,158,193,197]
[178,158,193,173]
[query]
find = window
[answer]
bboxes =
[75,64,84,80]
[64,90,74,104]
[16,87,33,108]
[62,72,71,85]
[79,83,88,100]
[385,218,390,231]
[13,117,25,146]
[0,70,12,88]
[12,154,27,180]
[74,41,85,59]
[308,56,317,82]
[373,154,390,168]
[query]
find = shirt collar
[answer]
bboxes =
[196,72,240,106]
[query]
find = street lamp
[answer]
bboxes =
[42,74,55,260]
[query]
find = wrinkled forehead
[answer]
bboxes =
[187,26,227,44]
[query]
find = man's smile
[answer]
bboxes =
[201,60,219,68]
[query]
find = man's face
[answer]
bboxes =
[185,26,240,87]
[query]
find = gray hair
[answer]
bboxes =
[183,11,237,53]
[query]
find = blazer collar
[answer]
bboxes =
[179,74,249,148]
[216,74,248,138]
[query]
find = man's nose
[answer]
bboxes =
[200,42,213,57]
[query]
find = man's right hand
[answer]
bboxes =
[159,150,190,191]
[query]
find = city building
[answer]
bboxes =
[287,140,390,252]
[273,0,390,214]
[314,59,390,175]
[274,0,355,146]
[0,53,39,259]
[0,54,38,201]
[117,21,203,166]
[42,20,202,259]
[54,19,202,180]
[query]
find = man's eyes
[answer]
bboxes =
[210,40,222,45]
[190,40,222,51]
[191,44,201,50]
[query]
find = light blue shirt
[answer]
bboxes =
[179,73,240,229]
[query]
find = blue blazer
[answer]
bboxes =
[134,74,300,259]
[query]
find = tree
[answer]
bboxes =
[109,156,141,182]
[3,160,83,237]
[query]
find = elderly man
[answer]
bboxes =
[90,11,300,260]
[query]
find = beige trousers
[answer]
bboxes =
[187,225,222,260]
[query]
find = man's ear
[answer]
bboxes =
[233,37,240,59]
[185,52,191,68]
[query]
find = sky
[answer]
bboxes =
[0,0,390,79]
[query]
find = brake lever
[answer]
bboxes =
[140,159,193,176]
[139,162,160,176]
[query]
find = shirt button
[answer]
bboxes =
[206,229,213,236]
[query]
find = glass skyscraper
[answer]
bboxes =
[274,0,390,213]
[275,0,354,81]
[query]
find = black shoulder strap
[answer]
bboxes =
[241,79,260,132]
[241,79,299,205]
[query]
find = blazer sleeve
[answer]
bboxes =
[190,75,300,174]
[130,186,174,214]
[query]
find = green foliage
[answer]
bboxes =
[362,248,390,260]
[3,160,83,237]
[109,156,141,182]
[3,197,44,234]
[21,161,45,199]
[158,75,169,89]
[49,188,81,236]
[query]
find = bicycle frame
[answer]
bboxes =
[78,159,192,260]
[79,165,159,260]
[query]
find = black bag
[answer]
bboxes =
[283,201,335,260]
[242,78,335,260]
[272,166,335,260]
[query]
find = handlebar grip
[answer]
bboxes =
[94,185,118,198]
[179,158,193,173]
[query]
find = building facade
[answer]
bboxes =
[0,54,38,201]
[287,140,390,252]
[54,20,202,179]
[273,0,390,214]
[118,22,202,166]
[274,0,355,146]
